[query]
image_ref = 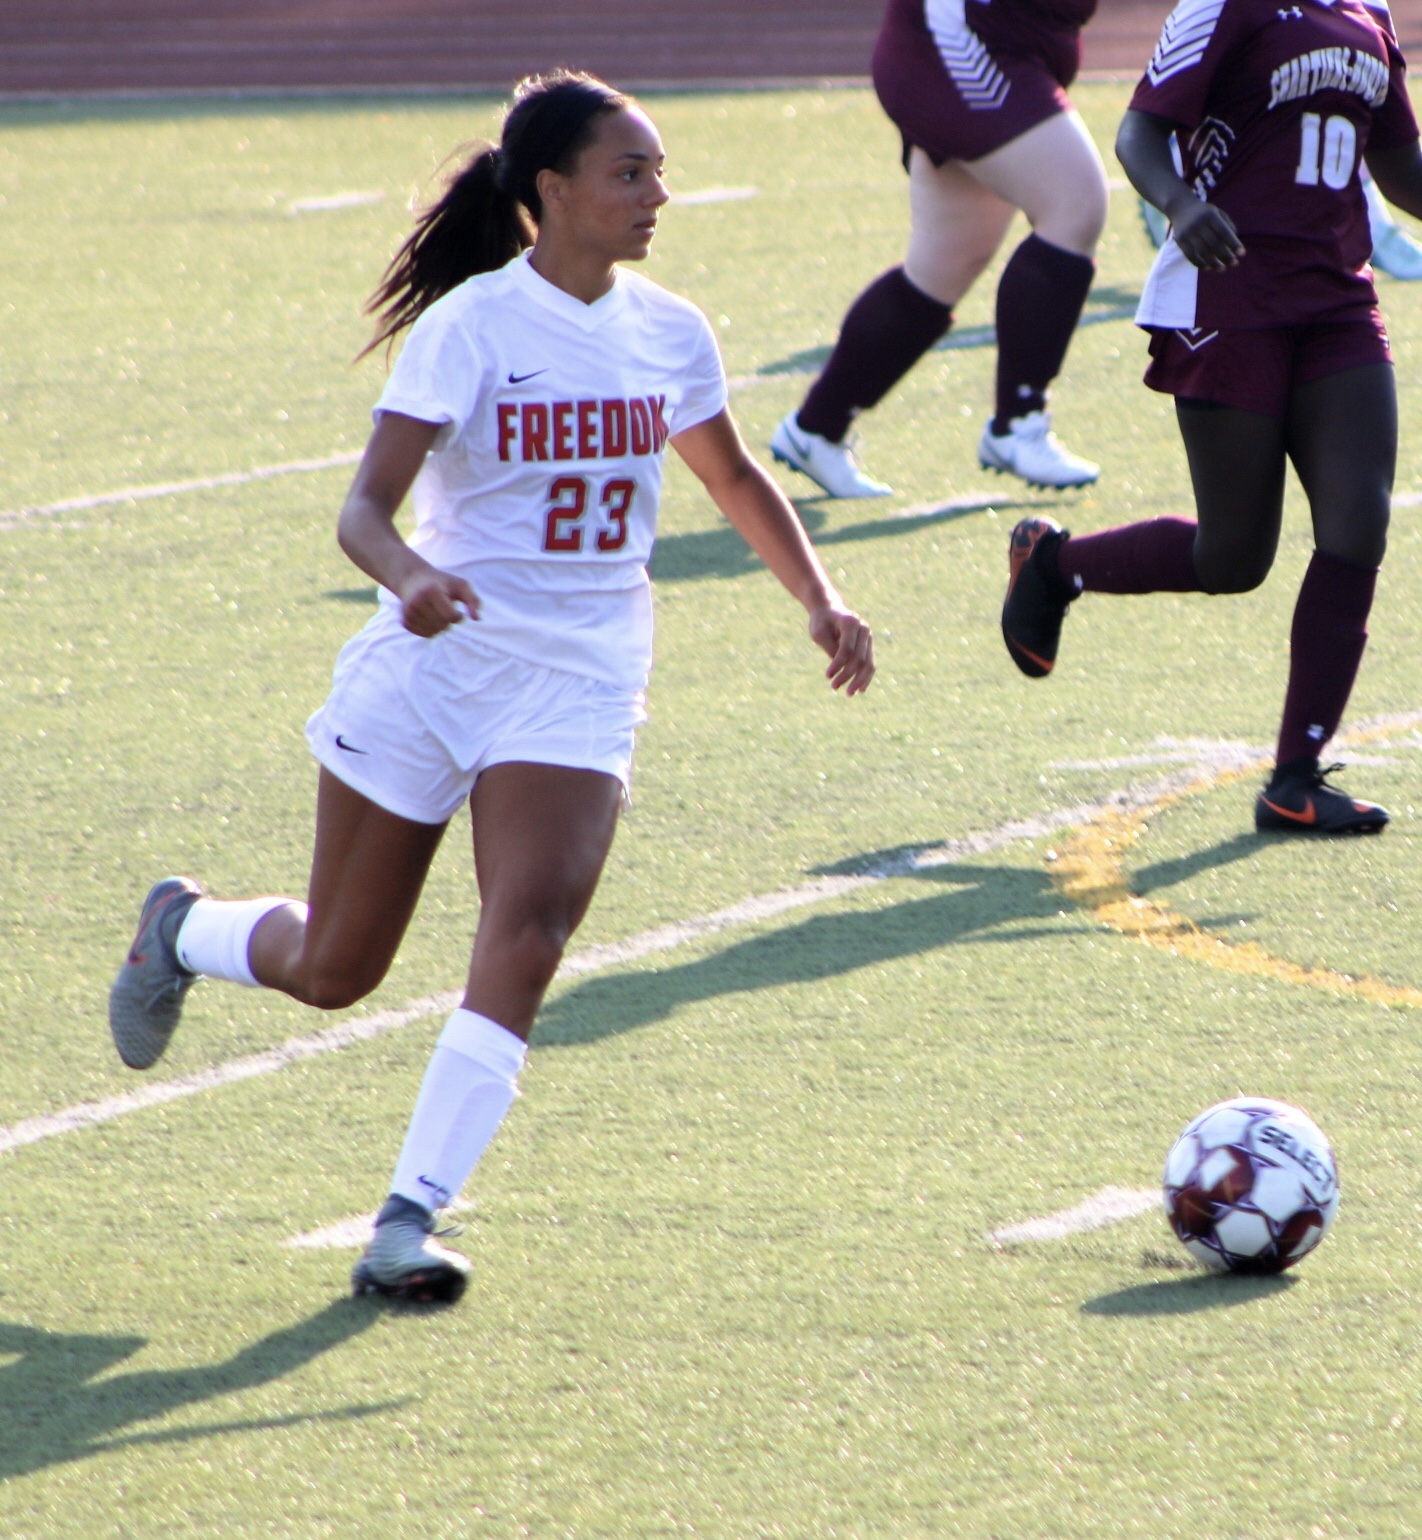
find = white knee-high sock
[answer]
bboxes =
[389,1008,527,1212]
[175,897,303,986]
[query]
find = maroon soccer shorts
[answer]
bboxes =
[1143,313,1392,417]
[873,29,1074,165]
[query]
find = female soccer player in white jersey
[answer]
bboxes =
[1001,0,1422,833]
[108,72,875,1304]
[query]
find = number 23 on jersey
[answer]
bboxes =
[542,475,636,553]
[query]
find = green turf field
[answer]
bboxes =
[5,83,1422,1535]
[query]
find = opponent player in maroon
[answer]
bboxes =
[1002,0,1422,833]
[771,0,1107,497]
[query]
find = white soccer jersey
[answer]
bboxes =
[373,251,728,691]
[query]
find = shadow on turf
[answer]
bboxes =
[1131,831,1267,895]
[1082,1272,1295,1316]
[0,1297,399,1478]
[536,860,1067,1047]
[321,499,1008,596]
[755,286,1141,378]
[649,495,1023,583]
[320,497,1026,595]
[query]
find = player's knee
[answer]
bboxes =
[1318,502,1389,569]
[493,906,576,991]
[1030,182,1107,254]
[295,961,386,1011]
[1195,546,1274,594]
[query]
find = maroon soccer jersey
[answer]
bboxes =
[1132,0,1419,328]
[874,0,1099,163]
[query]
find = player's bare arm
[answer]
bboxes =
[1364,138,1422,223]
[1116,110,1245,272]
[337,409,480,638]
[672,408,875,696]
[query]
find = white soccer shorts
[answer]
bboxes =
[306,605,646,825]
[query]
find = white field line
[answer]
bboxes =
[285,1196,476,1251]
[1051,736,1265,774]
[0,756,1256,1163]
[988,1186,1161,1245]
[2,298,1135,524]
[296,1181,1168,1255]
[285,1214,379,1250]
[0,993,459,1159]
[287,191,384,213]
[675,186,758,205]
[10,315,1411,531]
[0,454,986,535]
[0,452,362,527]
[5,715,1419,1163]
[286,753,1297,1248]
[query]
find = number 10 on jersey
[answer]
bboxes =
[1295,112,1358,190]
[542,475,635,553]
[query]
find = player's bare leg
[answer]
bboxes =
[773,151,1013,498]
[109,770,446,1070]
[968,111,1108,486]
[463,761,623,1035]
[965,109,1108,258]
[246,769,448,1007]
[354,762,623,1304]
[903,149,1017,305]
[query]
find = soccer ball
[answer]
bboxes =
[1163,1097,1339,1274]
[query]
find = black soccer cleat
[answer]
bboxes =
[1255,761,1390,835]
[1001,515,1074,678]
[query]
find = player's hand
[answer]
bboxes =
[1169,197,1245,271]
[809,603,875,695]
[397,568,481,637]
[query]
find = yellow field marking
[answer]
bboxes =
[1049,719,1422,1009]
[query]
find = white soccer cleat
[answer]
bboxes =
[770,412,892,499]
[979,411,1100,490]
[1372,223,1422,281]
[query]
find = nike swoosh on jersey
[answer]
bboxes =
[1260,794,1316,824]
[335,734,370,754]
[507,368,549,384]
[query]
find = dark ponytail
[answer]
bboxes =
[361,69,631,359]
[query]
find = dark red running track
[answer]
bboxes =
[3,0,1420,96]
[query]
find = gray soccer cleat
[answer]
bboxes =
[351,1199,471,1305]
[109,877,203,1070]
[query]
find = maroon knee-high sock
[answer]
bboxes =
[1056,518,1203,594]
[797,267,952,442]
[993,234,1095,434]
[1276,551,1378,767]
